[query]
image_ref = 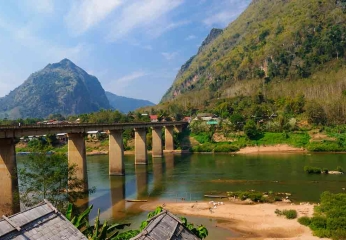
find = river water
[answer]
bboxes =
[17,153,346,239]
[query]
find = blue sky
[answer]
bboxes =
[0,0,251,103]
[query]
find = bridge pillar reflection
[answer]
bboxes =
[0,138,20,216]
[68,133,88,191]
[165,126,174,151]
[110,176,126,221]
[109,130,124,175]
[134,128,147,165]
[135,165,148,199]
[152,127,163,158]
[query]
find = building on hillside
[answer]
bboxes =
[183,116,192,123]
[130,210,200,240]
[0,200,86,240]
[87,130,100,139]
[56,133,68,143]
[150,115,158,122]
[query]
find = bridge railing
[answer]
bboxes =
[0,121,187,130]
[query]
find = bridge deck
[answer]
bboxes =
[0,121,187,138]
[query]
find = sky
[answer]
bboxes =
[0,0,251,104]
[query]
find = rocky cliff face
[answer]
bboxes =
[0,59,111,119]
[161,28,223,102]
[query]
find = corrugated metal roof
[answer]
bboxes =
[130,210,200,240]
[0,200,87,240]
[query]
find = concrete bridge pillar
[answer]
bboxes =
[68,133,88,191]
[0,138,20,216]
[109,130,124,175]
[152,127,163,158]
[134,128,147,165]
[165,126,174,151]
[175,125,183,133]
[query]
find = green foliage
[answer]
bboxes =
[119,206,208,240]
[213,144,239,152]
[304,166,322,174]
[244,120,261,140]
[305,101,327,125]
[66,203,130,239]
[306,141,345,152]
[275,209,297,219]
[19,152,86,211]
[336,166,344,173]
[297,192,346,239]
[228,190,268,203]
[298,216,311,226]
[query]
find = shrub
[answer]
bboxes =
[336,166,344,173]
[214,144,239,152]
[310,216,327,230]
[306,141,343,152]
[275,209,297,219]
[244,120,261,140]
[282,209,297,219]
[298,216,311,226]
[322,168,329,174]
[304,166,321,174]
[191,143,214,152]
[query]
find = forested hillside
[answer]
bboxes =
[159,0,346,124]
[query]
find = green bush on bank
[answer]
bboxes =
[298,216,311,226]
[297,192,346,239]
[275,209,297,219]
[306,141,346,152]
[191,142,239,153]
[304,166,322,174]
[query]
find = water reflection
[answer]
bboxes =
[135,165,148,199]
[110,176,126,220]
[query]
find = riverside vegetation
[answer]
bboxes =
[9,106,346,154]
[298,192,346,239]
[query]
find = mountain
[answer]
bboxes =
[0,59,111,119]
[161,0,346,110]
[105,91,155,113]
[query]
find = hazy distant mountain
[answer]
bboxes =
[0,59,111,119]
[105,91,155,113]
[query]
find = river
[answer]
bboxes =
[17,153,346,239]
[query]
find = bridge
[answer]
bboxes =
[0,121,187,215]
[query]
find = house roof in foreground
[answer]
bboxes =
[130,210,200,240]
[0,200,87,240]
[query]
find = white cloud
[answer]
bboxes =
[107,0,184,41]
[65,0,122,35]
[115,71,148,84]
[161,52,178,61]
[185,35,196,40]
[105,71,149,95]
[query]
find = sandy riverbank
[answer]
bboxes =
[237,144,306,154]
[141,201,321,239]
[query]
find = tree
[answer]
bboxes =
[306,101,327,125]
[244,120,261,140]
[19,152,86,211]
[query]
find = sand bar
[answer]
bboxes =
[141,201,322,239]
[237,144,306,154]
